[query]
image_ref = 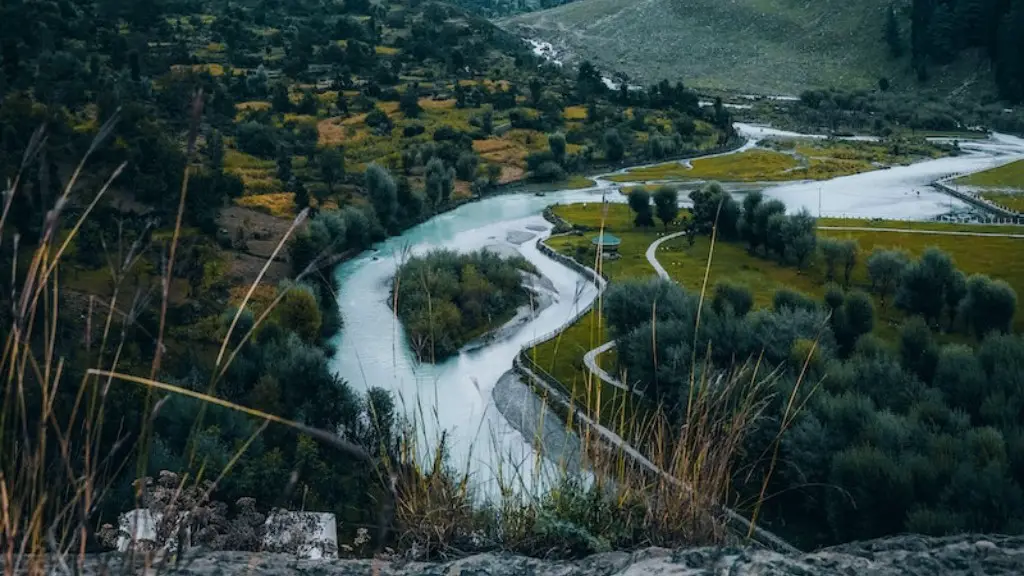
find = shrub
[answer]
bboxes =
[235,122,279,158]
[532,161,565,182]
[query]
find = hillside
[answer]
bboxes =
[502,0,993,96]
[0,0,734,556]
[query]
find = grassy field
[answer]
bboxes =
[537,206,1024,380]
[957,159,1024,189]
[980,192,1024,212]
[606,147,883,184]
[817,217,1024,234]
[955,159,1024,212]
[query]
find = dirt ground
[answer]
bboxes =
[218,205,298,286]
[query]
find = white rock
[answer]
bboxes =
[262,511,338,560]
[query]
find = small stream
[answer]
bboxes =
[330,125,1024,491]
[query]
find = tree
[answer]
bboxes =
[689,182,739,238]
[425,157,454,206]
[603,129,624,162]
[840,290,875,353]
[207,130,224,174]
[336,90,349,116]
[752,199,786,255]
[896,248,957,326]
[399,87,421,118]
[365,163,398,229]
[838,239,859,287]
[900,316,938,384]
[934,344,987,416]
[886,4,904,58]
[548,132,566,164]
[528,77,542,106]
[455,152,479,181]
[128,49,141,81]
[819,238,844,281]
[867,248,910,308]
[272,82,291,113]
[785,209,817,269]
[945,269,967,329]
[277,147,293,183]
[532,161,565,182]
[297,90,318,115]
[773,288,818,314]
[236,122,280,158]
[653,186,679,231]
[481,109,494,135]
[739,191,764,251]
[486,163,502,185]
[318,147,345,195]
[290,178,309,212]
[960,274,1018,338]
[273,283,323,343]
[627,188,655,228]
[604,278,697,337]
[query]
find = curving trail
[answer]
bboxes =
[645,230,689,280]
[582,230,691,396]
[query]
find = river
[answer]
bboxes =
[329,126,1024,492]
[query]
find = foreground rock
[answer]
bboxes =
[54,535,1024,575]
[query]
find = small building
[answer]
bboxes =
[591,232,621,255]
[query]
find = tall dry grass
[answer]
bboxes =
[1,97,807,575]
[0,97,396,574]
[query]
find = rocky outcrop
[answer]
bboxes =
[56,535,1024,575]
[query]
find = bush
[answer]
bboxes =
[712,281,753,317]
[235,122,279,158]
[773,288,818,314]
[455,152,479,181]
[403,123,425,137]
[532,161,565,182]
[365,106,393,134]
[960,274,1017,338]
[826,446,913,542]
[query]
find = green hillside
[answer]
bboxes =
[502,0,992,95]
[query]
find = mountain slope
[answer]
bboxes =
[502,0,989,95]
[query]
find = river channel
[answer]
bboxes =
[328,125,1024,492]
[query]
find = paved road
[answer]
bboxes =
[645,230,688,279]
[818,226,1024,239]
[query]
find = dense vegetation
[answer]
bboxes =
[392,249,537,360]
[0,0,728,554]
[606,191,1024,549]
[905,0,1024,101]
[738,87,1024,136]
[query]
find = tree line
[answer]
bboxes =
[900,0,1024,102]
